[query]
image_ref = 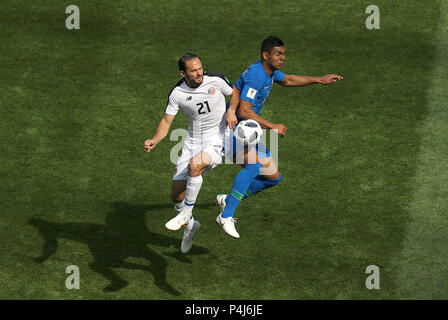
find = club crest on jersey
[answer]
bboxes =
[208,87,216,95]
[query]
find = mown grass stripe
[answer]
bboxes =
[395,0,448,299]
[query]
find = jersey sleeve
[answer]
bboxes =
[217,76,233,96]
[238,68,262,105]
[165,91,179,115]
[273,70,286,83]
[204,72,234,96]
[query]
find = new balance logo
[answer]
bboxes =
[186,96,192,101]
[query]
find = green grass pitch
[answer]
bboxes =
[1,0,447,299]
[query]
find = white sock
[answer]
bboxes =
[174,200,185,213]
[186,216,195,230]
[183,175,203,214]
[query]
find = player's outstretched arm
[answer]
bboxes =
[238,99,287,137]
[279,74,343,87]
[144,113,175,153]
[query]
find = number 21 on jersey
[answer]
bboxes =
[196,101,211,114]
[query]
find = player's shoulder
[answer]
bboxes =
[246,60,263,72]
[240,61,264,86]
[204,72,233,87]
[243,61,264,77]
[273,68,285,77]
[167,78,185,98]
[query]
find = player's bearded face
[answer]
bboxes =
[266,46,286,70]
[182,58,204,88]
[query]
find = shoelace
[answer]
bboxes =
[225,217,237,224]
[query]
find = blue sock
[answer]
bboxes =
[243,174,282,199]
[221,163,262,218]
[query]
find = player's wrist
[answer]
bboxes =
[151,136,162,145]
[315,76,324,84]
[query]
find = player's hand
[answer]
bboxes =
[271,124,287,137]
[144,139,157,153]
[226,112,238,130]
[318,74,343,85]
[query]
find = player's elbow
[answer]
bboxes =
[237,107,251,120]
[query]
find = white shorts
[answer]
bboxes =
[172,136,225,181]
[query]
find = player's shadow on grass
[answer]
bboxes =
[28,201,211,295]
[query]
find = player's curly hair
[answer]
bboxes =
[260,35,284,58]
[178,53,200,71]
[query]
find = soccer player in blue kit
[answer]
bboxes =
[216,35,343,238]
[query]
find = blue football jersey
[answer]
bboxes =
[234,61,285,117]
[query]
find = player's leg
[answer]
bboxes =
[217,143,282,217]
[222,146,262,218]
[169,152,217,213]
[182,151,212,215]
[168,177,201,253]
[243,155,282,199]
[182,150,223,253]
[216,157,281,206]
[235,138,282,199]
[165,146,194,231]
[171,180,187,213]
[217,146,262,238]
[165,153,206,253]
[165,182,192,231]
[168,140,192,218]
[168,149,218,253]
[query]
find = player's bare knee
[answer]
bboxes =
[275,172,282,181]
[260,160,279,178]
[188,162,204,177]
[264,170,281,180]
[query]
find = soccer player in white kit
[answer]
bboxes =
[144,53,237,253]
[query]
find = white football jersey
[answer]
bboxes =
[165,73,233,142]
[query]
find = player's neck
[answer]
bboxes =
[261,61,275,76]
